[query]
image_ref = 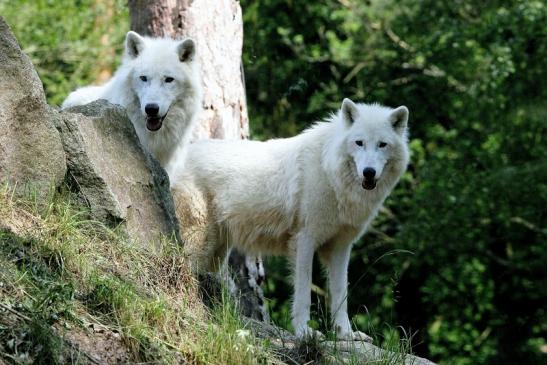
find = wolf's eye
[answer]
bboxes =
[165,77,174,83]
[139,76,147,82]
[379,142,387,148]
[355,140,363,147]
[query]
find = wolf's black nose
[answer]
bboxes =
[145,103,160,116]
[363,168,376,180]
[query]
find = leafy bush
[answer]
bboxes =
[0,0,128,105]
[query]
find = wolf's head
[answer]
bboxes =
[338,98,409,191]
[124,31,200,132]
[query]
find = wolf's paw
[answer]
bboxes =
[295,326,325,340]
[338,330,373,343]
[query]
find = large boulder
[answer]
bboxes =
[0,17,66,197]
[0,15,179,246]
[57,100,181,245]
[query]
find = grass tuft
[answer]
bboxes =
[0,185,278,364]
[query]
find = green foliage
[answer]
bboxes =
[0,0,128,105]
[0,231,75,364]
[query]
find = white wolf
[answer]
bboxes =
[171,98,410,340]
[62,31,202,170]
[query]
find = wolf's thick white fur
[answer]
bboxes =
[171,99,410,339]
[62,31,202,169]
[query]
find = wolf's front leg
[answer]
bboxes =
[326,243,372,343]
[292,232,322,339]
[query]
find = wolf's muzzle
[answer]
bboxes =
[362,168,377,190]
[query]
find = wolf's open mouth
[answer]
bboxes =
[146,114,167,131]
[362,179,377,190]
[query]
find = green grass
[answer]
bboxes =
[0,186,276,364]
[0,184,421,364]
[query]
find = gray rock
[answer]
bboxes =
[57,100,180,245]
[0,16,178,246]
[0,17,66,197]
[244,318,438,365]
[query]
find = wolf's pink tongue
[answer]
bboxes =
[146,118,162,131]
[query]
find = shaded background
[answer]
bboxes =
[1,0,545,364]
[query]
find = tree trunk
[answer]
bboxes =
[128,0,267,322]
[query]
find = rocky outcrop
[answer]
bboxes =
[57,100,180,245]
[0,17,66,198]
[0,16,179,247]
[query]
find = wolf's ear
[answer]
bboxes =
[126,31,145,59]
[390,106,409,135]
[177,39,196,62]
[341,98,358,126]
